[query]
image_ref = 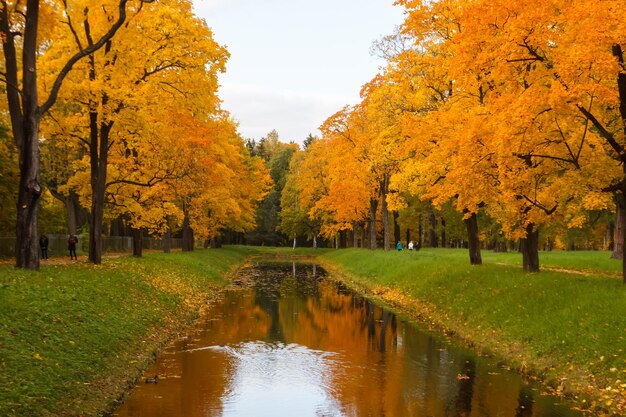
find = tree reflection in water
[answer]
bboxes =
[114,262,582,417]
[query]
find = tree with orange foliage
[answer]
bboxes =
[0,0,149,269]
[446,0,623,274]
[387,0,490,264]
[40,0,229,263]
[319,106,378,248]
[393,0,621,273]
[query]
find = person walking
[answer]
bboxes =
[68,233,78,260]
[39,234,49,260]
[396,241,403,251]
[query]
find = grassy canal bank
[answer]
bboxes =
[1,246,625,416]
[317,248,626,416]
[0,246,257,417]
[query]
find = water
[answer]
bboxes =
[114,262,582,417]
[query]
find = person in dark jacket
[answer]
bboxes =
[68,234,78,260]
[39,234,49,260]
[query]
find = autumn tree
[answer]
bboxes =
[390,0,620,273]
[0,0,146,269]
[319,107,377,248]
[449,0,622,274]
[170,115,271,250]
[389,0,495,265]
[40,0,228,263]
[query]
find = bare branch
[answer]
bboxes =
[61,0,83,49]
[506,57,543,64]
[521,194,558,215]
[576,96,593,162]
[135,62,183,85]
[158,81,187,97]
[577,104,625,161]
[553,116,580,169]
[602,183,622,193]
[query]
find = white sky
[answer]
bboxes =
[193,0,405,144]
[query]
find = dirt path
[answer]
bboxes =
[494,262,621,279]
[0,253,128,267]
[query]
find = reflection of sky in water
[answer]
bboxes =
[114,263,583,417]
[217,342,344,417]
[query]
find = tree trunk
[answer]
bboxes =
[381,178,390,251]
[132,227,143,257]
[405,228,411,247]
[464,211,482,265]
[441,217,446,248]
[620,195,626,283]
[369,198,378,250]
[418,213,423,249]
[15,116,41,269]
[210,236,223,248]
[1,1,129,268]
[182,211,194,252]
[163,226,172,253]
[613,201,624,260]
[50,190,82,235]
[352,221,358,248]
[613,44,626,283]
[339,230,347,249]
[3,0,42,269]
[521,223,540,272]
[65,192,81,235]
[313,235,317,249]
[393,211,400,246]
[607,219,615,252]
[428,210,438,248]
[88,121,111,264]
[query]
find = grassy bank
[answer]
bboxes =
[3,245,625,416]
[318,248,626,416]
[0,246,255,417]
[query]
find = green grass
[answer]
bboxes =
[319,248,626,414]
[0,248,248,417]
[2,245,625,415]
[483,249,622,275]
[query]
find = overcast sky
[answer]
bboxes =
[193,0,405,144]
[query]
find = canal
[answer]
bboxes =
[114,261,582,417]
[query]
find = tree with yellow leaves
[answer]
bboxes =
[446,0,623,274]
[319,106,378,247]
[0,0,148,269]
[392,0,621,273]
[170,114,271,250]
[387,0,490,264]
[40,0,229,263]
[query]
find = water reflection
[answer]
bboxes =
[218,342,342,417]
[114,262,581,417]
